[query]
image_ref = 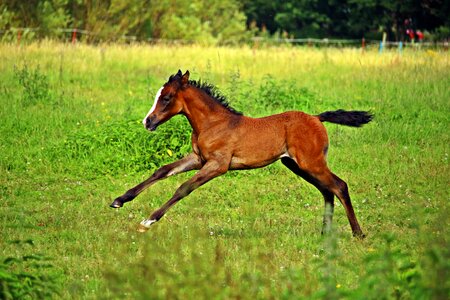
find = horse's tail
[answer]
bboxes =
[317,109,373,127]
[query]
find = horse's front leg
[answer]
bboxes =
[137,160,228,232]
[110,153,202,208]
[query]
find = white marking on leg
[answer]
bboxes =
[279,152,292,159]
[142,87,164,126]
[279,153,289,158]
[167,165,186,177]
[140,219,157,228]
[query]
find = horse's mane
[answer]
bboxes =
[188,79,243,116]
[168,72,242,115]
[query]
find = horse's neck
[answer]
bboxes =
[183,91,232,134]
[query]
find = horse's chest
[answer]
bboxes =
[193,133,235,161]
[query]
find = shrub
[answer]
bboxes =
[14,64,51,106]
[61,116,192,176]
[0,240,61,299]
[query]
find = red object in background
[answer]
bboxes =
[416,30,424,41]
[406,29,415,41]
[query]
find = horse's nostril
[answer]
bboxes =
[144,116,157,131]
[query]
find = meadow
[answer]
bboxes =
[0,41,448,299]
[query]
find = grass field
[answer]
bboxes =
[0,41,449,299]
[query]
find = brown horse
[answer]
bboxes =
[111,70,372,238]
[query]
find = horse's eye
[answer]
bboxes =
[162,96,171,103]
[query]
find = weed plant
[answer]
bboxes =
[0,240,61,299]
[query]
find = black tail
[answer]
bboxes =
[318,109,373,127]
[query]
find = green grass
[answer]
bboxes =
[0,41,449,299]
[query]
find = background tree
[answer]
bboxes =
[241,0,450,40]
[0,0,448,42]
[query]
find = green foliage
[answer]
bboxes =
[0,1,70,40]
[106,227,319,299]
[225,72,317,116]
[0,240,61,300]
[0,5,16,35]
[37,0,71,38]
[79,0,153,42]
[430,26,450,42]
[347,234,422,299]
[0,0,248,44]
[104,228,450,299]
[62,117,192,175]
[149,0,248,44]
[343,233,449,299]
[1,0,449,42]
[254,75,316,112]
[275,1,331,38]
[105,229,238,299]
[242,0,450,40]
[14,64,51,106]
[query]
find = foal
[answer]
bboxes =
[111,70,372,237]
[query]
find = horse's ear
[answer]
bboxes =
[181,70,190,86]
[169,70,183,82]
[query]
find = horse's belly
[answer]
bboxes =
[229,147,287,170]
[229,156,276,170]
[229,124,287,169]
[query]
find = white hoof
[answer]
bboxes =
[137,219,157,233]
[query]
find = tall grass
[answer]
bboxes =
[0,41,448,298]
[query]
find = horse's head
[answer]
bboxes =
[143,69,190,131]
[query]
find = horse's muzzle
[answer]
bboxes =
[144,116,159,131]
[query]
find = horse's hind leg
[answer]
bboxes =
[312,170,364,238]
[328,173,365,238]
[281,157,334,234]
[281,157,364,238]
[321,190,334,235]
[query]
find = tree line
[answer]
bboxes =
[1,0,449,43]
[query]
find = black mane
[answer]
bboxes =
[188,79,243,116]
[167,71,242,115]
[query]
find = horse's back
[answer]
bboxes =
[257,110,328,159]
[226,111,327,169]
[246,111,325,136]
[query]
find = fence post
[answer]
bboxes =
[72,28,77,44]
[379,32,387,54]
[361,37,365,51]
[17,29,22,45]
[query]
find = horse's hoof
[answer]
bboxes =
[353,231,366,239]
[137,219,157,233]
[110,199,123,208]
[137,224,150,233]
